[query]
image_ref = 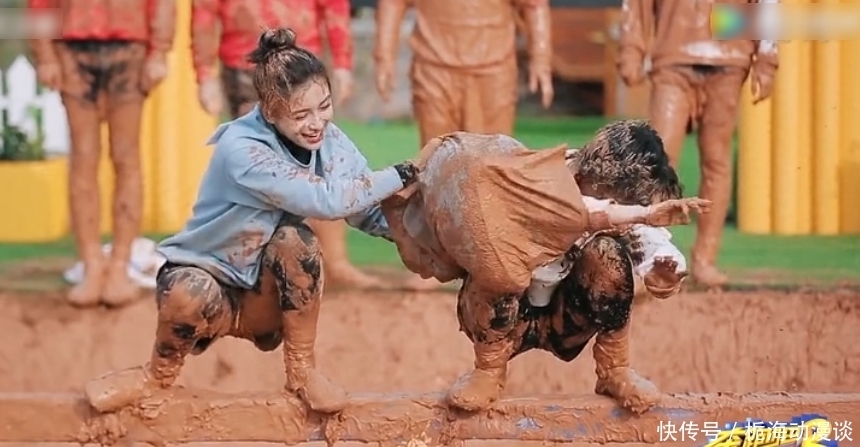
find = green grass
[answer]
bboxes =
[2,116,860,284]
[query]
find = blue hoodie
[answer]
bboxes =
[157,106,404,289]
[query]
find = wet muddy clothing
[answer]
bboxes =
[619,0,777,77]
[157,106,404,289]
[52,40,148,106]
[410,59,518,146]
[27,0,176,66]
[191,0,353,83]
[459,233,651,362]
[155,214,323,355]
[375,0,551,144]
[649,64,749,134]
[220,67,257,119]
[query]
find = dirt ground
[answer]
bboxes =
[2,287,860,446]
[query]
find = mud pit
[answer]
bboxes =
[2,288,860,446]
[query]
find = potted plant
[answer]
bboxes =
[0,105,69,242]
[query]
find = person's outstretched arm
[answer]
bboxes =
[226,143,416,221]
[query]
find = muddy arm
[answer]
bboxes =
[147,0,176,56]
[26,0,60,67]
[191,0,220,83]
[321,0,354,70]
[750,0,778,78]
[618,0,655,76]
[374,0,408,67]
[518,0,552,74]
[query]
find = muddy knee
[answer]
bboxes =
[457,277,520,344]
[573,236,635,332]
[264,219,323,311]
[155,266,232,357]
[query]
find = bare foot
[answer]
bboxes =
[288,368,350,413]
[85,365,157,413]
[101,263,141,307]
[326,262,387,290]
[594,367,661,414]
[691,263,728,288]
[67,262,106,307]
[401,274,444,291]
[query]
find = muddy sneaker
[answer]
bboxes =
[85,365,155,413]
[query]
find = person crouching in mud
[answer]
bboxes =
[83,27,423,414]
[448,120,696,414]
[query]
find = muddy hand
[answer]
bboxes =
[751,64,775,105]
[139,52,168,95]
[375,60,395,102]
[644,256,687,298]
[645,197,712,227]
[197,77,223,116]
[619,59,646,87]
[528,62,554,109]
[333,68,355,107]
[36,62,62,91]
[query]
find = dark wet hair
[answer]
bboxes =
[570,120,683,206]
[247,27,331,117]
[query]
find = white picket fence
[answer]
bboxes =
[0,55,70,155]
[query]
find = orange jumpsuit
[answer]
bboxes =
[191,0,353,117]
[375,0,552,145]
[619,0,778,286]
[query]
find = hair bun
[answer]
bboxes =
[249,28,298,63]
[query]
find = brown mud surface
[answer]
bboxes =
[2,288,860,446]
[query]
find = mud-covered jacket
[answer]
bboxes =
[27,0,175,66]
[619,0,778,77]
[374,0,551,72]
[191,0,353,83]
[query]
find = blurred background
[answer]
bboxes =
[0,0,859,288]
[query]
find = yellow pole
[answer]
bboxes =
[737,81,773,234]
[795,40,813,234]
[771,34,802,234]
[812,3,841,234]
[840,35,860,233]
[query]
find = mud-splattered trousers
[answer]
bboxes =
[649,64,748,273]
[454,233,658,412]
[459,233,640,361]
[150,214,325,393]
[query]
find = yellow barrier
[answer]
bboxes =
[98,0,218,235]
[738,0,860,235]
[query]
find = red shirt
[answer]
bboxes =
[191,0,354,83]
[27,0,175,55]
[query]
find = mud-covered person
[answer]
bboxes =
[83,27,423,414]
[448,120,696,414]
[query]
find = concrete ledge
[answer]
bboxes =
[0,390,858,445]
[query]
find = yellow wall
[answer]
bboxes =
[738,0,860,235]
[98,0,218,235]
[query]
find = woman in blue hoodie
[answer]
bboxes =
[84,27,420,414]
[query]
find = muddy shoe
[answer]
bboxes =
[593,324,661,414]
[85,365,156,413]
[594,367,661,414]
[288,368,349,413]
[446,365,506,412]
[283,300,349,413]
